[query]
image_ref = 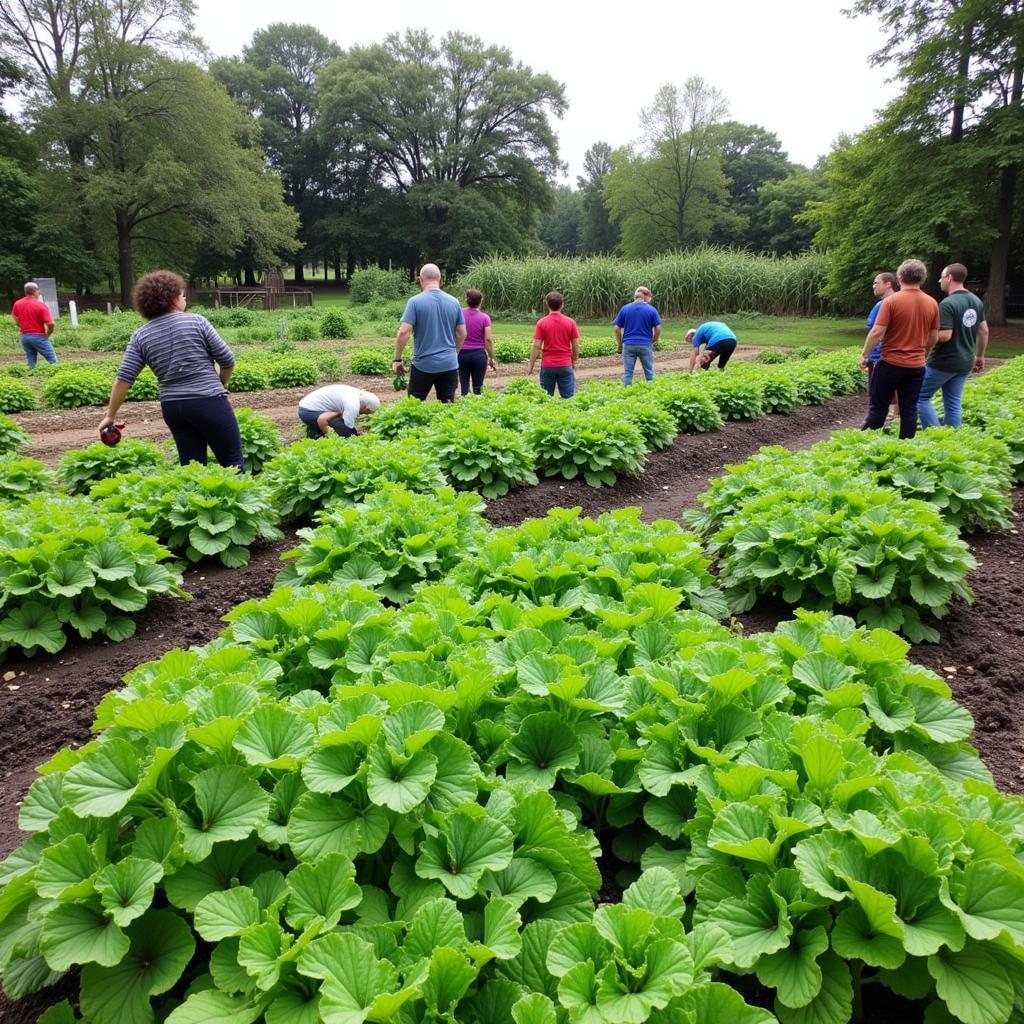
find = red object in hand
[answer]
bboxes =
[100,421,126,447]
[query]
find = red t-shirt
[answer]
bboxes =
[533,312,579,368]
[11,296,53,336]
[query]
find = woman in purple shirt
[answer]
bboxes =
[459,289,497,396]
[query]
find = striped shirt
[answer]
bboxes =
[116,312,235,400]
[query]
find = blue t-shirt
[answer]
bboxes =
[866,299,884,363]
[692,322,736,349]
[400,289,464,373]
[612,301,662,345]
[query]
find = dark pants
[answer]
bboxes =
[458,348,488,395]
[297,404,356,439]
[161,395,244,469]
[408,365,458,403]
[862,360,924,439]
[702,338,737,370]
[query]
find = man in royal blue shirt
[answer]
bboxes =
[687,321,737,370]
[865,270,898,420]
[613,286,662,384]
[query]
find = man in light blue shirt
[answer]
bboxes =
[393,263,466,403]
[613,286,662,384]
[687,321,738,371]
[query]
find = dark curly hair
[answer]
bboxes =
[133,271,186,319]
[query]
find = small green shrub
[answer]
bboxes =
[205,306,260,328]
[425,419,538,498]
[58,439,168,495]
[287,318,321,342]
[0,378,37,413]
[613,398,678,450]
[84,311,143,351]
[320,309,355,339]
[75,310,107,326]
[0,413,28,455]
[791,344,819,359]
[501,377,547,401]
[311,351,343,379]
[528,406,646,486]
[43,370,110,409]
[756,374,800,414]
[236,408,283,474]
[226,365,270,392]
[0,455,54,502]
[702,376,764,420]
[266,358,318,389]
[126,369,159,401]
[577,336,618,358]
[349,347,393,376]
[494,340,530,363]
[370,396,441,439]
[755,348,791,364]
[649,379,724,432]
[349,267,411,303]
[791,369,834,404]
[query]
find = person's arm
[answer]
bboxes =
[614,325,623,353]
[924,307,940,351]
[688,345,701,371]
[528,334,542,374]
[45,319,55,338]
[394,322,412,373]
[98,379,132,435]
[974,320,988,372]
[201,319,236,383]
[861,324,886,368]
[455,323,467,354]
[484,325,496,369]
[571,327,580,368]
[652,324,661,348]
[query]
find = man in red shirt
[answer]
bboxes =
[10,282,58,367]
[860,259,938,439]
[529,291,579,398]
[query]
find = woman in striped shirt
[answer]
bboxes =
[98,271,244,469]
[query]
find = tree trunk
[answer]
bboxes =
[293,260,305,284]
[243,265,257,287]
[333,253,342,283]
[346,252,356,281]
[115,209,134,307]
[950,22,973,144]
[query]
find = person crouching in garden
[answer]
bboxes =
[529,291,579,398]
[687,321,737,370]
[459,289,497,395]
[297,384,380,438]
[99,270,244,469]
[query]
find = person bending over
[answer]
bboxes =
[297,384,380,438]
[687,321,737,371]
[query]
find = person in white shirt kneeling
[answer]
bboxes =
[297,384,380,439]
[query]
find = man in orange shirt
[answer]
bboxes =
[860,259,939,439]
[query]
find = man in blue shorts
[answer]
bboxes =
[393,263,466,403]
[613,286,661,384]
[687,321,737,370]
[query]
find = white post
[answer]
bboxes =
[69,301,79,327]
[292,294,297,310]
[106,301,112,315]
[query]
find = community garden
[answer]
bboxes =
[0,271,1023,1024]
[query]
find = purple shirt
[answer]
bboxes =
[461,307,491,350]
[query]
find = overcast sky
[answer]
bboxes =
[195,0,898,180]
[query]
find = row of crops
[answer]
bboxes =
[2,396,1024,1021]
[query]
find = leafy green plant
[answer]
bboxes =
[320,308,355,339]
[791,369,834,404]
[370,396,443,440]
[349,266,412,303]
[226,365,270,392]
[611,398,678,450]
[0,454,54,502]
[755,348,792,364]
[702,376,765,420]
[236,408,283,474]
[310,351,343,379]
[756,373,800,414]
[43,371,111,409]
[57,439,169,495]
[263,434,447,521]
[266,358,318,389]
[83,311,143,351]
[287,317,321,342]
[91,462,283,566]
[125,369,159,401]
[649,379,724,432]
[0,378,36,413]
[0,494,184,657]
[0,412,28,455]
[205,306,259,328]
[279,484,488,601]
[425,419,539,498]
[527,407,646,486]
[494,340,531,363]
[349,346,394,376]
[577,336,618,357]
[503,377,549,401]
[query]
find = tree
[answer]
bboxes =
[603,78,738,256]
[842,0,1024,323]
[576,142,618,254]
[539,185,582,255]
[751,168,829,254]
[212,24,340,282]
[317,29,566,271]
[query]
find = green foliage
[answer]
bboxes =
[0,495,183,657]
[266,358,318,389]
[370,396,443,440]
[43,371,111,409]
[279,484,488,601]
[610,398,679,450]
[754,373,800,414]
[235,409,283,475]
[703,376,765,421]
[126,369,159,402]
[349,346,394,376]
[348,267,412,304]
[319,308,355,339]
[503,377,549,402]
[226,365,270,393]
[287,318,321,342]
[0,454,54,502]
[90,462,283,567]
[0,378,36,412]
[205,307,260,328]
[755,349,792,364]
[57,440,169,495]
[648,378,724,432]
[527,407,647,487]
[84,311,143,351]
[577,336,618,358]
[0,412,28,455]
[263,434,447,521]
[495,340,531,364]
[424,418,539,498]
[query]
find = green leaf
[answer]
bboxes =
[799,734,844,794]
[366,745,437,813]
[775,951,852,1024]
[63,739,140,818]
[756,926,828,1008]
[597,938,694,1020]
[928,942,1014,1024]
[707,802,776,867]
[506,712,580,789]
[285,852,362,930]
[511,992,558,1024]
[165,990,261,1024]
[474,898,522,962]
[382,701,446,755]
[40,900,130,971]
[286,792,363,862]
[546,922,605,978]
[715,875,792,969]
[953,861,1024,946]
[238,919,291,989]
[416,809,514,899]
[183,766,270,862]
[0,600,66,654]
[301,745,361,795]
[907,689,975,744]
[95,858,164,927]
[557,961,602,1024]
[621,866,685,919]
[423,946,477,1013]
[79,910,195,1024]
[831,882,905,969]
[682,982,778,1024]
[404,897,466,960]
[483,858,557,907]
[35,834,98,900]
[194,886,261,941]
[233,704,316,770]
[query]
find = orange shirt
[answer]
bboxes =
[874,289,940,368]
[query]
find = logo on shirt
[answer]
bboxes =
[962,309,978,328]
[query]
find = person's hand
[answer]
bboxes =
[488,358,497,371]
[391,358,403,373]
[616,345,622,355]
[860,356,870,371]
[527,363,536,375]
[98,415,114,439]
[317,413,332,435]
[974,356,984,373]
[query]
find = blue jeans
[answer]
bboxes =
[539,365,575,398]
[622,344,654,384]
[917,367,969,428]
[21,333,58,368]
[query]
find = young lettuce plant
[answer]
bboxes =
[423,419,539,498]
[57,439,169,495]
[0,454,54,502]
[235,408,283,474]
[0,412,29,455]
[527,408,646,487]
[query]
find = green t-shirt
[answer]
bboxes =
[929,290,985,373]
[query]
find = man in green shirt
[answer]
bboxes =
[917,262,988,429]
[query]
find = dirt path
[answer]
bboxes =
[16,348,767,464]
